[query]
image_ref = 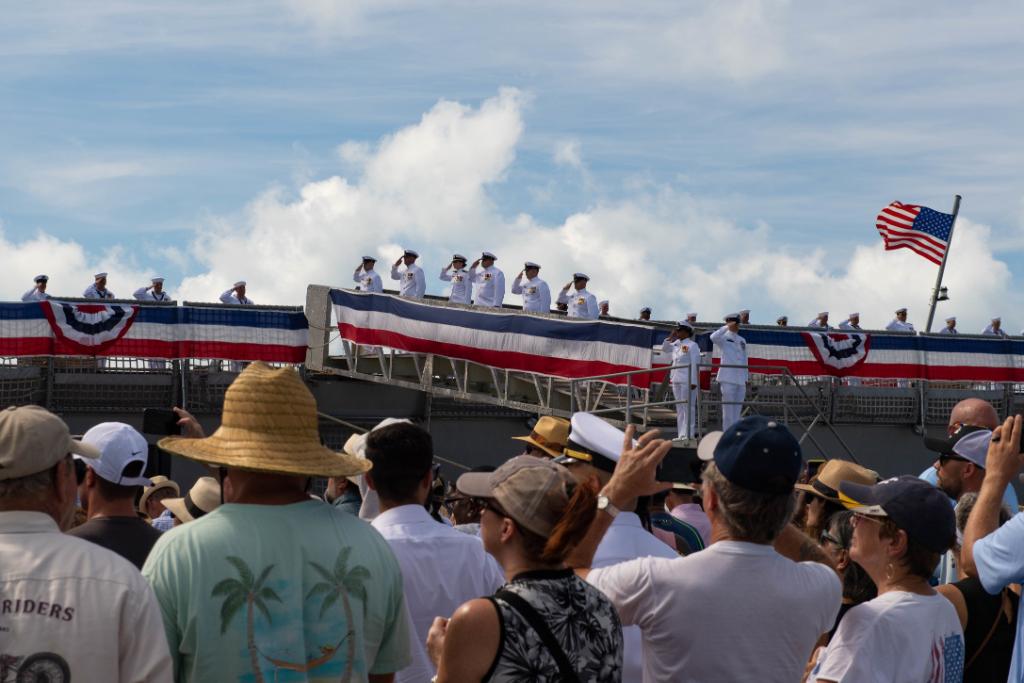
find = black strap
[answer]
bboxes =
[184,493,207,520]
[495,589,580,683]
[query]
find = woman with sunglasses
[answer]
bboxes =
[808,476,964,682]
[426,456,623,682]
[817,511,877,643]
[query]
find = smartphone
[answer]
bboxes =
[142,408,181,436]
[656,446,701,484]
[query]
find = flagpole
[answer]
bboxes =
[924,195,961,333]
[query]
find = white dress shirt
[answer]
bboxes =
[982,325,1008,338]
[390,264,426,297]
[219,289,254,305]
[353,268,383,293]
[807,319,831,329]
[439,267,473,304]
[372,504,505,683]
[21,287,48,301]
[471,265,505,307]
[710,325,749,385]
[511,276,551,312]
[556,287,599,319]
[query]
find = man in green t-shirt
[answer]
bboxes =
[142,363,410,683]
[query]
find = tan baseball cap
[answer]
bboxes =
[0,405,100,481]
[456,455,576,537]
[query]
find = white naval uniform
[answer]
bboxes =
[219,289,254,305]
[982,325,1008,338]
[885,319,915,332]
[471,265,505,307]
[133,287,171,301]
[83,284,115,299]
[557,287,599,319]
[710,325,748,430]
[390,264,426,298]
[439,268,473,304]
[838,321,861,330]
[938,326,958,335]
[807,319,831,329]
[662,337,700,439]
[353,268,383,293]
[21,288,48,302]
[511,275,551,313]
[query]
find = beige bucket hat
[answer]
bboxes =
[163,476,221,523]
[137,475,180,514]
[158,362,372,478]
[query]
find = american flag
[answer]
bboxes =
[875,201,954,266]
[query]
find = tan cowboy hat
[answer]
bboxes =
[137,475,180,514]
[512,416,570,458]
[163,476,221,523]
[795,459,879,503]
[158,363,371,477]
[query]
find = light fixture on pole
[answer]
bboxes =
[936,286,949,302]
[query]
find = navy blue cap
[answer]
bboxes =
[839,475,956,554]
[713,416,802,494]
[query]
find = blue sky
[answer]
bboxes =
[2,1,1022,329]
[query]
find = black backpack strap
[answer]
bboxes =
[495,589,581,683]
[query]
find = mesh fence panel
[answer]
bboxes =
[0,362,47,406]
[833,387,919,424]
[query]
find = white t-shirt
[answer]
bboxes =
[588,540,840,683]
[809,591,964,682]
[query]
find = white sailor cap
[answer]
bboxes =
[361,255,377,262]
[403,249,419,258]
[895,307,908,314]
[818,311,829,318]
[725,312,740,322]
[481,251,497,260]
[992,316,1001,323]
[676,320,694,331]
[739,309,750,315]
[573,272,590,281]
[94,272,108,280]
[686,312,697,318]
[777,316,788,323]
[640,307,651,314]
[945,316,956,323]
[34,274,48,283]
[848,312,859,318]
[524,261,540,269]
[553,413,635,474]
[599,300,609,307]
[233,280,246,288]
[151,277,165,284]
[452,253,467,262]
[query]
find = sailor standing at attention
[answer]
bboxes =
[807,311,830,329]
[219,281,254,305]
[638,307,652,321]
[470,251,505,307]
[133,277,171,301]
[83,272,115,299]
[440,253,473,304]
[710,313,749,430]
[686,312,698,325]
[839,312,861,330]
[510,261,551,313]
[598,300,610,317]
[353,256,383,293]
[21,275,49,301]
[662,321,701,439]
[885,307,915,332]
[556,273,599,319]
[739,309,751,325]
[982,317,1008,337]
[390,249,426,298]
[939,316,958,334]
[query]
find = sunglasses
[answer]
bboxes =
[476,499,509,518]
[819,530,845,548]
[938,453,971,466]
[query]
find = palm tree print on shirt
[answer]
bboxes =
[212,556,282,683]
[306,547,371,683]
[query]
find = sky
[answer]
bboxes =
[1,0,1022,331]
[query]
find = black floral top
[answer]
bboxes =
[484,568,623,682]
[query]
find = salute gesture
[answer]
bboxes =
[393,256,403,268]
[470,258,481,269]
[517,269,525,279]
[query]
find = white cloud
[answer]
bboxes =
[553,139,583,169]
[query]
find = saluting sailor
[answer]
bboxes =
[556,273,599,319]
[390,249,426,298]
[710,313,749,430]
[662,321,701,439]
[686,312,698,324]
[353,256,383,293]
[21,275,49,301]
[939,316,958,334]
[839,313,861,330]
[739,309,751,325]
[776,315,788,327]
[440,253,473,304]
[510,261,551,313]
[220,281,254,305]
[983,317,1008,337]
[134,277,171,301]
[470,251,505,307]
[83,272,115,299]
[638,307,652,321]
[807,311,830,329]
[553,413,678,683]
[886,307,915,332]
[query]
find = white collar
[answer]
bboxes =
[371,503,435,528]
[0,510,60,534]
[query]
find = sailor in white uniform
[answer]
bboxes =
[470,252,505,307]
[739,309,751,325]
[638,307,652,321]
[353,256,383,293]
[686,312,698,324]
[939,316,958,334]
[390,249,426,298]
[21,275,49,302]
[886,307,915,332]
[839,313,861,330]
[83,272,115,299]
[710,313,749,430]
[133,277,171,302]
[510,261,550,313]
[220,281,254,305]
[556,273,599,319]
[598,300,610,317]
[440,253,473,304]
[807,311,830,329]
[776,315,788,327]
[662,321,701,439]
[983,317,1008,337]
[553,413,678,683]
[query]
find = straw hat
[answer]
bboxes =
[794,459,879,503]
[512,416,570,458]
[158,363,371,477]
[137,475,180,514]
[163,476,221,523]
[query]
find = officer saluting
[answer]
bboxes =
[710,313,748,430]
[983,317,1008,337]
[21,275,49,301]
[440,253,473,304]
[390,249,426,298]
[470,252,505,307]
[83,273,115,299]
[939,316,958,334]
[353,256,383,293]
[134,277,171,301]
[220,281,254,305]
[839,313,861,330]
[556,273,599,319]
[638,307,652,321]
[662,321,701,439]
[739,309,751,325]
[511,261,551,313]
[886,307,914,332]
[807,311,830,329]
[686,312,698,324]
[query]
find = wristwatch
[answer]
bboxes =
[597,491,620,519]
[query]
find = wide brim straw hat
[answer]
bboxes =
[158,362,371,478]
[137,475,180,514]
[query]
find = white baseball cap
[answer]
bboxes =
[82,422,152,486]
